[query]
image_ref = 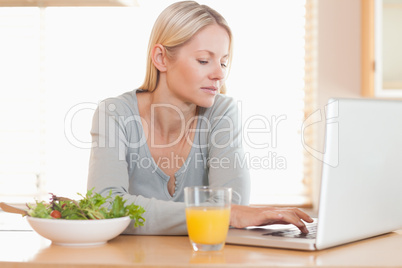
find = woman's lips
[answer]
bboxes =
[201,86,218,95]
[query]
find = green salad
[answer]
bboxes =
[27,189,145,228]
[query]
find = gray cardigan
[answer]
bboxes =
[88,89,250,235]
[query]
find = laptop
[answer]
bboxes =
[226,98,402,251]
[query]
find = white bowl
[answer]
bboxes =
[26,216,131,247]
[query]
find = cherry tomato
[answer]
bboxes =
[50,210,62,219]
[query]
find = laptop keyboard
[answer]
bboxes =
[263,223,317,239]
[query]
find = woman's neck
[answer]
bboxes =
[142,88,198,142]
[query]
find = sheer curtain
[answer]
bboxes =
[0,0,314,205]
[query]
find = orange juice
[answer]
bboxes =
[185,207,231,245]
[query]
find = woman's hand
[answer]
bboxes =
[230,204,314,233]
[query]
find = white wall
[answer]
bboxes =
[318,0,361,104]
[313,0,362,207]
[383,4,402,85]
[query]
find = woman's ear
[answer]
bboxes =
[151,44,167,72]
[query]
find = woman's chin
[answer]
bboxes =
[196,96,217,108]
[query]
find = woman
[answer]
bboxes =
[88,1,313,235]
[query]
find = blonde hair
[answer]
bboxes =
[140,1,233,94]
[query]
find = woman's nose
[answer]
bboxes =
[210,63,226,81]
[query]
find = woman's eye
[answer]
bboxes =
[221,63,227,68]
[198,60,208,65]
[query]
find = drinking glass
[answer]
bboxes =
[184,186,232,251]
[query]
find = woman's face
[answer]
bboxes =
[164,24,230,108]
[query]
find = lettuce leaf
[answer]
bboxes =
[26,189,145,227]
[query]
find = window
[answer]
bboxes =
[0,0,315,205]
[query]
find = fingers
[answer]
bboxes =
[281,213,309,233]
[268,208,313,234]
[230,204,314,233]
[295,209,314,223]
